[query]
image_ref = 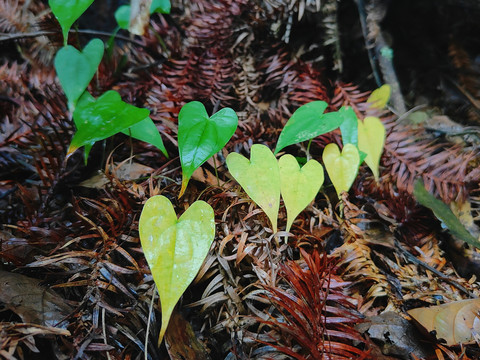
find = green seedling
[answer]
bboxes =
[226,144,281,233]
[322,143,360,197]
[367,84,391,109]
[69,91,150,159]
[139,195,215,345]
[279,155,324,232]
[115,0,171,30]
[49,0,95,45]
[54,38,104,112]
[357,116,385,181]
[121,117,168,157]
[274,101,344,154]
[178,101,238,197]
[413,180,480,249]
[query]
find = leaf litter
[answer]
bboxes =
[1,0,480,359]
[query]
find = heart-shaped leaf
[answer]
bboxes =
[274,101,344,154]
[54,38,104,111]
[226,144,280,233]
[322,143,360,197]
[121,117,168,157]
[357,116,385,181]
[279,155,324,232]
[367,84,391,109]
[139,195,215,344]
[178,101,238,197]
[69,91,149,157]
[49,0,94,45]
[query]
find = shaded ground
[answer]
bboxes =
[1,0,480,359]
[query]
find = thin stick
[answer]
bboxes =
[145,284,157,360]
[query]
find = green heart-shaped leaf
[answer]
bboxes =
[279,155,324,232]
[357,116,385,181]
[367,84,391,109]
[274,101,344,154]
[322,143,360,197]
[139,195,215,344]
[69,91,149,157]
[54,38,104,111]
[121,117,168,157]
[178,101,238,197]
[226,144,280,233]
[49,0,94,45]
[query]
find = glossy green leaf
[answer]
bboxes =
[357,116,385,181]
[367,84,391,109]
[69,90,149,156]
[413,180,480,249]
[139,195,215,344]
[274,101,344,154]
[322,143,360,197]
[339,106,358,147]
[279,155,324,232]
[226,144,280,233]
[54,38,104,111]
[49,0,94,45]
[178,101,238,197]
[121,117,168,157]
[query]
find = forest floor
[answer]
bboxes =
[1,0,480,359]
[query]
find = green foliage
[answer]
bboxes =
[357,116,385,181]
[226,144,281,233]
[115,0,171,30]
[138,195,215,344]
[413,180,480,249]
[279,155,324,232]
[121,118,167,157]
[274,101,344,154]
[339,106,358,147]
[69,91,150,158]
[178,101,238,197]
[322,143,360,197]
[367,84,391,109]
[54,38,104,111]
[48,0,94,45]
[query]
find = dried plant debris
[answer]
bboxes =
[1,0,480,359]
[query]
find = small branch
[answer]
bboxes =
[0,29,148,48]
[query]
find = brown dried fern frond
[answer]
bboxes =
[330,81,371,116]
[258,248,371,360]
[382,117,479,203]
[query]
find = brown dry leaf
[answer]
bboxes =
[408,299,480,346]
[164,311,211,360]
[129,0,152,36]
[0,270,72,328]
[79,161,154,188]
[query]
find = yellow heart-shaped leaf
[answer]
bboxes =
[367,84,391,109]
[139,195,215,344]
[358,116,385,181]
[322,143,360,197]
[279,155,324,232]
[226,144,280,232]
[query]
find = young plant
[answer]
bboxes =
[49,0,94,45]
[226,145,324,234]
[226,144,281,233]
[139,195,215,345]
[115,0,171,31]
[274,101,344,155]
[279,155,324,232]
[178,101,238,197]
[322,143,360,197]
[357,116,385,181]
